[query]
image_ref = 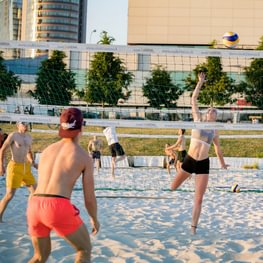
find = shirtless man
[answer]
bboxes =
[88,135,103,174]
[164,143,177,176]
[27,108,100,263]
[0,122,37,222]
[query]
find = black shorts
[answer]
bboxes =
[181,154,209,174]
[177,150,187,162]
[109,143,125,157]
[169,158,175,165]
[92,151,101,159]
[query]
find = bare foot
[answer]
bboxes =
[191,225,197,235]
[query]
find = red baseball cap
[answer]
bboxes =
[59,108,83,138]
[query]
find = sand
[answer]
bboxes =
[0,167,262,263]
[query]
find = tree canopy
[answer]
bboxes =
[31,50,76,105]
[184,55,237,107]
[0,51,21,101]
[142,65,182,109]
[82,31,133,106]
[239,36,263,109]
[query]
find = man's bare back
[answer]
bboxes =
[35,139,93,198]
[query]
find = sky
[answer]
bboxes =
[86,0,128,45]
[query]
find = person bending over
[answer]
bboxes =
[164,143,177,176]
[103,126,126,178]
[166,129,187,171]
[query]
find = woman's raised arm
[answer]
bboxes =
[191,72,206,121]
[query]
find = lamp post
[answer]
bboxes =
[89,29,96,43]
[89,29,96,69]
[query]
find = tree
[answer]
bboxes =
[32,50,76,105]
[142,65,182,109]
[83,31,133,106]
[239,36,263,109]
[0,51,21,101]
[184,45,237,106]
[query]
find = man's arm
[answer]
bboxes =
[87,140,92,153]
[166,136,182,151]
[82,155,100,235]
[0,133,13,175]
[98,139,103,150]
[26,146,38,169]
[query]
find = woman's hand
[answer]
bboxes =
[221,164,230,169]
[198,72,206,84]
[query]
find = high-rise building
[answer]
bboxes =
[0,0,22,41]
[128,0,263,48]
[21,0,87,43]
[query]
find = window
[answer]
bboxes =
[138,54,150,71]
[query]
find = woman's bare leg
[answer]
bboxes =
[191,174,209,234]
[170,169,191,190]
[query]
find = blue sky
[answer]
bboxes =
[86,0,128,45]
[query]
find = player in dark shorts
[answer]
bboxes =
[103,127,126,178]
[170,73,229,235]
[88,136,103,174]
[109,142,125,157]
[166,129,187,171]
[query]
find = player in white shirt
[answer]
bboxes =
[103,127,126,178]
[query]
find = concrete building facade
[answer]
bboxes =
[128,0,263,48]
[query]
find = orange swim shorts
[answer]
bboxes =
[27,194,83,237]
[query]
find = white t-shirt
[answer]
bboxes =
[103,127,118,145]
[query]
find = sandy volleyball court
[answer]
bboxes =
[0,167,262,263]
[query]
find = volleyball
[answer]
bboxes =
[222,32,239,48]
[231,183,240,193]
[117,98,125,104]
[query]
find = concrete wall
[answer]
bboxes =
[35,153,263,169]
[128,0,263,47]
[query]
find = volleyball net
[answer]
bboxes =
[0,40,263,194]
[0,40,263,131]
